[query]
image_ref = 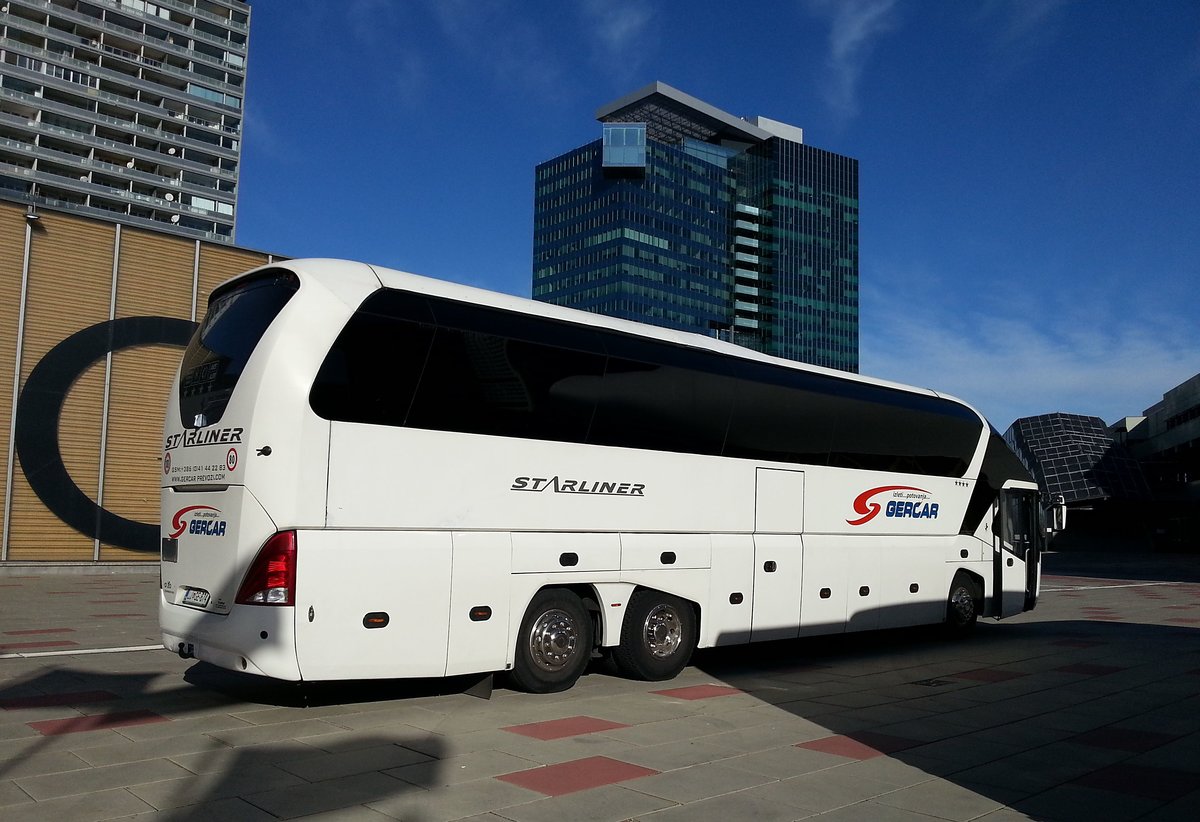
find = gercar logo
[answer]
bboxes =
[847,486,939,526]
[169,505,227,539]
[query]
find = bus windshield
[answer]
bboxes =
[179,269,298,428]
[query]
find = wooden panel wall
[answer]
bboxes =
[0,202,27,549]
[1,207,277,563]
[7,213,115,560]
[100,229,198,561]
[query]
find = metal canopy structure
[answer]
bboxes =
[596,81,772,145]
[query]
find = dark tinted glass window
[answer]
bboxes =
[179,269,298,428]
[404,328,604,442]
[725,361,835,465]
[310,287,984,478]
[826,386,981,476]
[308,293,434,427]
[588,335,734,456]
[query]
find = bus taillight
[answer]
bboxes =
[236,531,297,606]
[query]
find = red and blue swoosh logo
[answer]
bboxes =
[170,506,220,539]
[847,486,929,526]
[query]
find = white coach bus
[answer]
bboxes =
[160,258,1055,693]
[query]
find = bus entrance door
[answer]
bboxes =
[996,490,1037,617]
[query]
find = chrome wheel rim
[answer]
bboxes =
[527,608,580,672]
[950,586,974,622]
[642,603,682,659]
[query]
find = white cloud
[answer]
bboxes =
[580,0,654,72]
[804,0,899,121]
[861,280,1199,430]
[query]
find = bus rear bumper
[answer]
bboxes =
[160,592,301,681]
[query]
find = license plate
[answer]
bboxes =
[182,587,211,608]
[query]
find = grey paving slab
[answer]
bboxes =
[0,786,152,821]
[240,772,414,819]
[126,763,307,810]
[625,761,776,803]
[366,777,542,822]
[752,768,900,814]
[717,745,848,781]
[0,749,90,780]
[495,783,675,822]
[119,796,280,821]
[168,740,323,774]
[384,749,543,789]
[0,778,34,808]
[1012,783,1163,822]
[14,757,191,800]
[633,787,801,822]
[873,778,1008,821]
[800,799,955,822]
[275,742,434,782]
[205,717,350,747]
[71,732,229,767]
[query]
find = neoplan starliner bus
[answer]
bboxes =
[160,259,1058,694]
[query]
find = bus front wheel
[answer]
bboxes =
[612,590,697,681]
[944,572,980,638]
[508,589,593,694]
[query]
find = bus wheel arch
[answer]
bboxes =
[944,570,983,638]
[612,587,699,681]
[507,586,595,694]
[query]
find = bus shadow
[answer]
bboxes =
[0,664,462,818]
[690,614,1200,819]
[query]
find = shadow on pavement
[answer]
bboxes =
[691,614,1200,820]
[1043,550,1200,584]
[0,664,459,818]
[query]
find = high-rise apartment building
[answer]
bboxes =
[0,0,249,242]
[533,82,858,371]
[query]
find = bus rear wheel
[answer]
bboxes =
[944,572,980,638]
[612,590,697,681]
[508,589,593,694]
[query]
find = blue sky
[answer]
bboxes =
[235,1,1199,431]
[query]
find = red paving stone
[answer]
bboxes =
[89,613,147,618]
[1,690,119,710]
[1166,617,1200,624]
[0,640,79,652]
[28,710,168,736]
[1054,664,1126,676]
[796,734,917,760]
[1074,764,1197,801]
[3,627,76,636]
[88,599,137,604]
[47,591,86,596]
[496,756,658,796]
[953,668,1028,683]
[503,716,630,740]
[650,684,743,700]
[1072,727,1179,753]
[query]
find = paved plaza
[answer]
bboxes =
[1,552,1199,821]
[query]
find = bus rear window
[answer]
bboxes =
[179,269,299,428]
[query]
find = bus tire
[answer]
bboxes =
[508,589,593,694]
[612,590,697,681]
[944,572,980,638]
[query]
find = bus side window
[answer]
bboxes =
[310,311,434,427]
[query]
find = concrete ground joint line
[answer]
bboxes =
[0,643,163,659]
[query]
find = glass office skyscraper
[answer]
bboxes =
[0,0,249,242]
[533,82,859,371]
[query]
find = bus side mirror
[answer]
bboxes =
[1050,495,1067,532]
